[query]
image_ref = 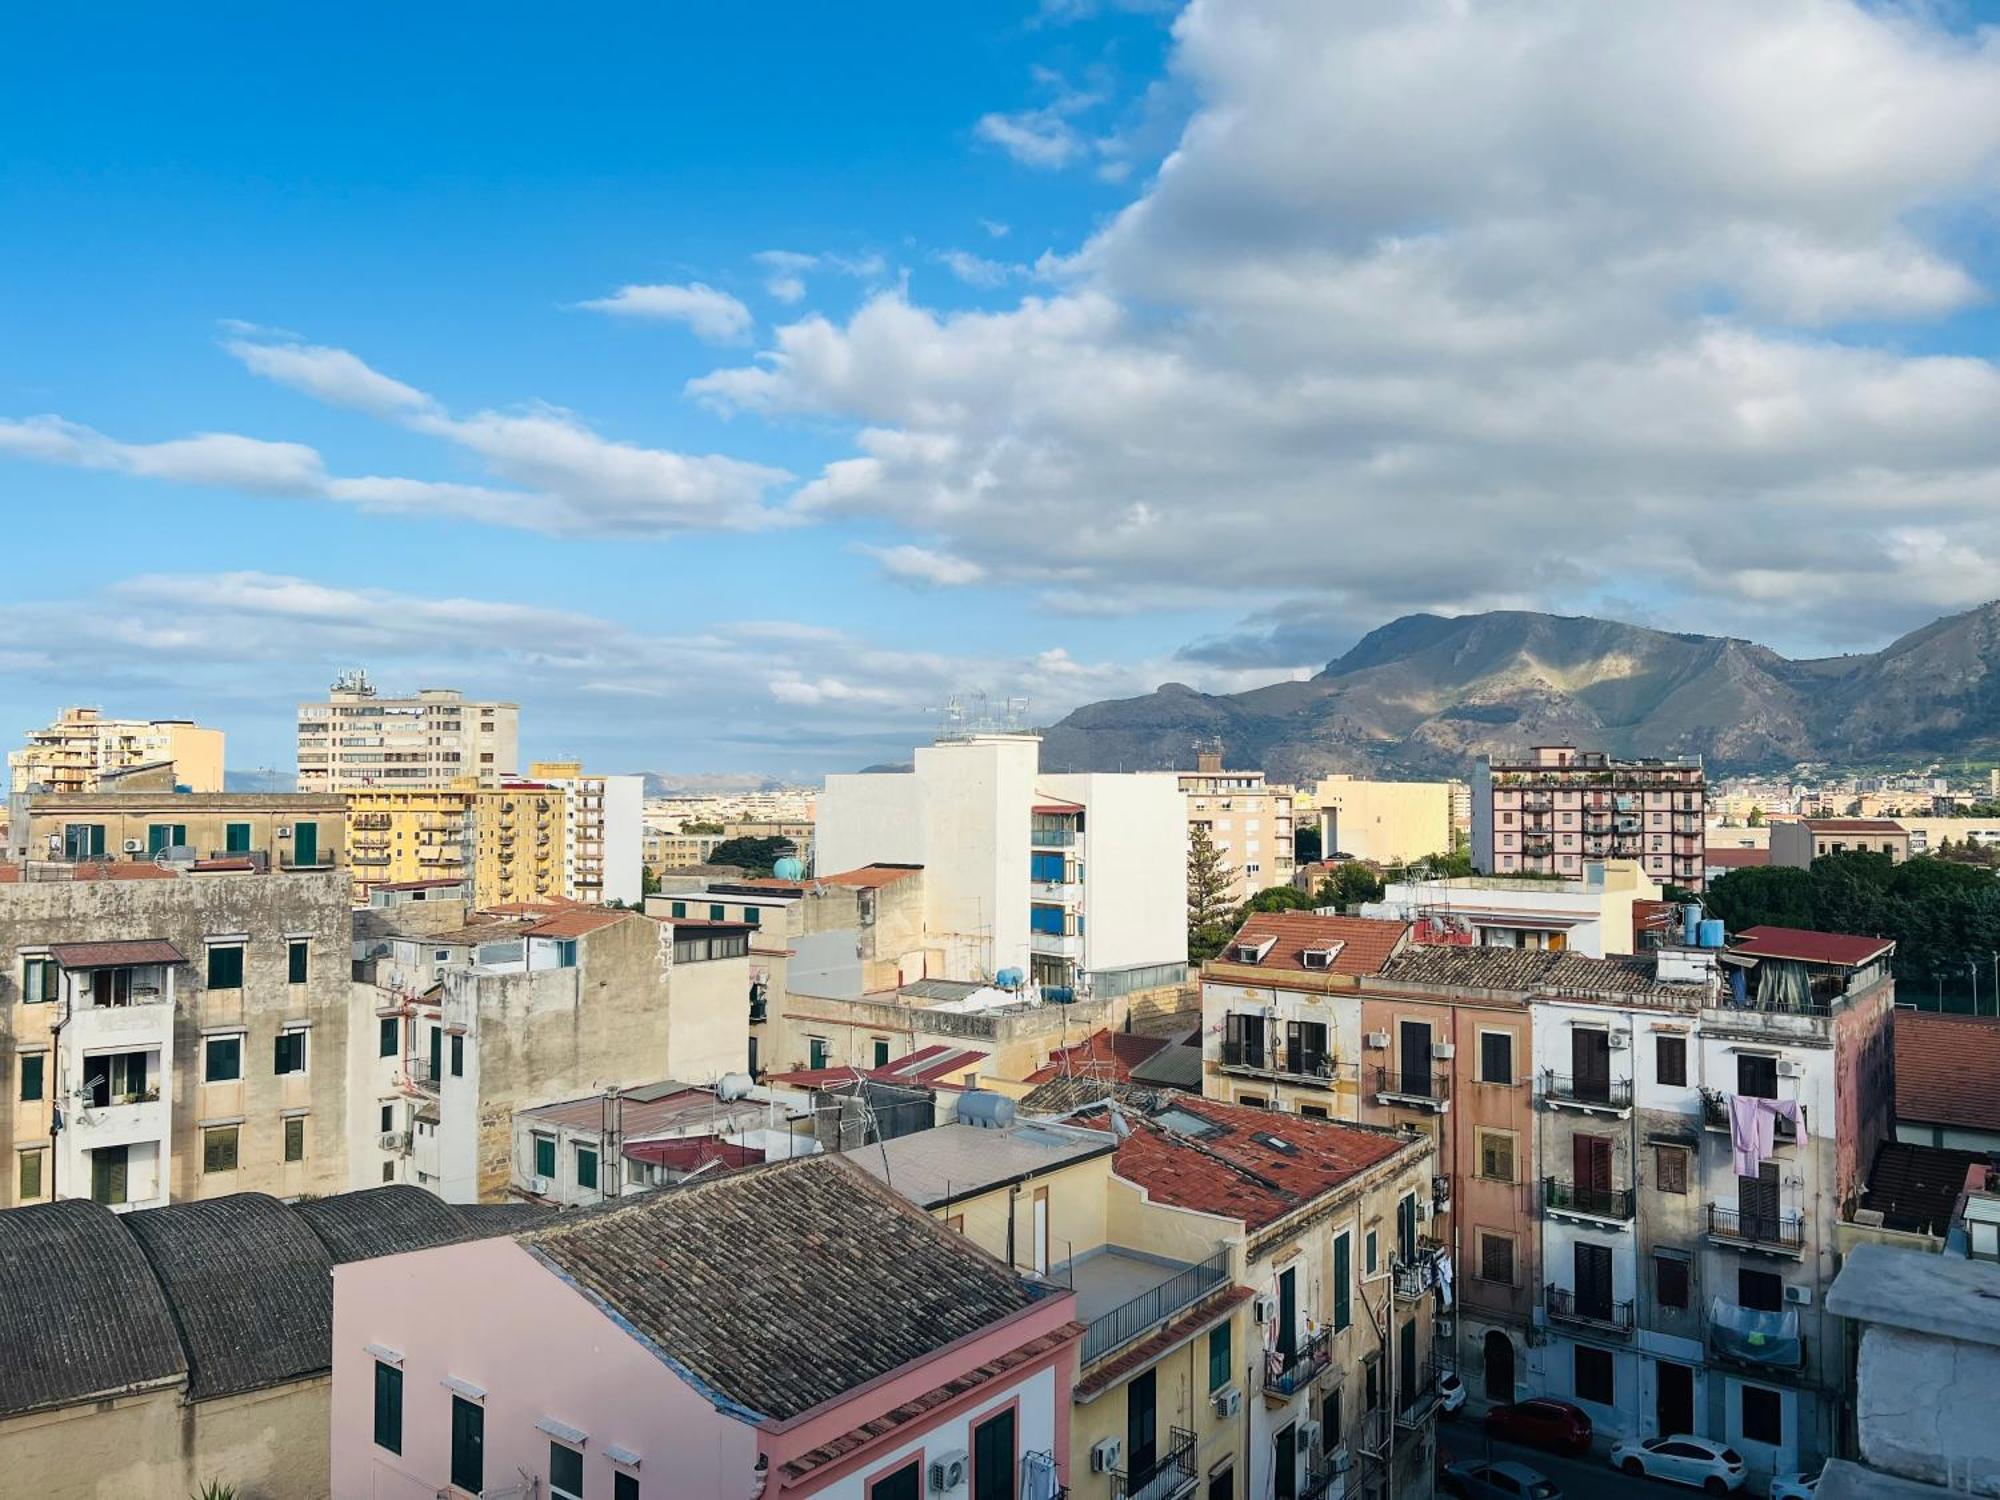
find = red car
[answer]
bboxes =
[1483,1398,1593,1455]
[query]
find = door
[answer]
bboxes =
[1274,1422,1297,1500]
[1399,1020,1432,1096]
[1739,1162,1780,1242]
[972,1407,1015,1500]
[1484,1330,1516,1405]
[1574,1134,1613,1214]
[1656,1360,1694,1436]
[1398,1317,1419,1409]
[293,821,319,867]
[1287,1019,1328,1077]
[1229,1012,1265,1069]
[428,1026,442,1083]
[1277,1265,1298,1361]
[1575,1241,1614,1322]
[90,1146,128,1205]
[1572,1028,1611,1102]
[1127,1367,1158,1479]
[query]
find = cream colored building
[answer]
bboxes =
[9,706,224,795]
[646,827,727,872]
[19,790,346,872]
[1183,749,1295,903]
[1317,773,1457,865]
[528,759,644,905]
[296,669,517,792]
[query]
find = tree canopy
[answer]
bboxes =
[706,835,796,876]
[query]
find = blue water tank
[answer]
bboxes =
[956,1090,1016,1130]
[1044,986,1075,1005]
[995,967,1025,990]
[1682,904,1703,946]
[773,856,806,881]
[1700,919,1725,949]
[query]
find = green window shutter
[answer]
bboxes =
[284,1116,305,1162]
[670,901,685,917]
[1208,1321,1231,1392]
[710,904,725,921]
[225,822,252,853]
[743,906,760,926]
[809,1038,829,1069]
[450,1034,464,1077]
[207,945,243,989]
[427,1027,441,1082]
[288,941,309,984]
[576,1146,599,1190]
[19,1150,42,1200]
[20,1055,43,1102]
[373,1361,403,1454]
[293,821,319,867]
[147,824,171,855]
[205,1036,241,1082]
[1334,1232,1352,1332]
[550,1443,584,1499]
[534,1135,556,1179]
[450,1396,483,1494]
[379,1016,398,1058]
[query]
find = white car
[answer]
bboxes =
[1438,1369,1467,1414]
[1608,1434,1747,1492]
[1769,1471,1820,1500]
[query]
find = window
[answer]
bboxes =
[1738,1268,1784,1312]
[670,901,686,917]
[1656,1035,1687,1087]
[21,956,57,1004]
[382,1161,395,1183]
[971,1407,1015,1500]
[534,1135,557,1179]
[873,1038,891,1068]
[282,940,310,986]
[205,1035,243,1082]
[1480,1031,1515,1085]
[870,1462,918,1500]
[373,1360,403,1453]
[450,1395,484,1494]
[710,904,725,922]
[19,1054,44,1102]
[1333,1230,1352,1331]
[207,944,244,990]
[1479,1232,1515,1287]
[380,1016,398,1059]
[1477,1129,1517,1183]
[202,1125,240,1173]
[451,1034,465,1077]
[1656,1255,1690,1310]
[147,823,187,855]
[1737,1053,1778,1100]
[615,1476,639,1500]
[576,1144,599,1191]
[808,1037,830,1070]
[1321,1385,1342,1449]
[1655,1145,1689,1195]
[1299,1104,1328,1120]
[18,1149,44,1200]
[1574,1345,1614,1406]
[380,1103,395,1133]
[1238,1093,1267,1109]
[550,1443,584,1500]
[225,821,252,854]
[553,939,578,968]
[274,1028,308,1075]
[1208,1321,1232,1392]
[63,822,106,859]
[1365,1229,1379,1276]
[1741,1384,1782,1446]
[284,1116,306,1163]
[742,906,760,927]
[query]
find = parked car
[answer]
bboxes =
[1608,1434,1748,1493]
[1769,1470,1820,1500]
[1439,1369,1467,1414]
[1483,1398,1594,1455]
[1440,1458,1563,1499]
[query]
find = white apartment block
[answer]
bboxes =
[817,733,1188,998]
[1180,748,1294,903]
[296,670,518,792]
[9,706,225,794]
[529,761,643,905]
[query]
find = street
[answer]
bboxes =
[1435,1419,1749,1500]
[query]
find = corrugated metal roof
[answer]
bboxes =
[48,938,186,969]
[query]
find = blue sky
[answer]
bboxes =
[6,1,2000,778]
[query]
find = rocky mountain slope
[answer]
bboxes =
[1035,604,2000,781]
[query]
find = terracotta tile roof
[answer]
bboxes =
[1378,943,1696,998]
[1076,1286,1251,1395]
[818,863,924,889]
[524,908,630,940]
[520,1155,1049,1422]
[1026,1029,1170,1084]
[1212,912,1410,977]
[1804,818,1907,834]
[48,938,186,969]
[480,897,583,917]
[621,1137,766,1172]
[1731,925,1894,968]
[1082,1096,1412,1230]
[1896,1011,2000,1132]
[1704,848,1771,868]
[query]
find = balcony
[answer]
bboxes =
[1301,1453,1354,1500]
[1706,1203,1806,1257]
[1709,1297,1803,1370]
[278,852,335,870]
[353,814,393,831]
[1543,1176,1635,1226]
[1540,1070,1633,1117]
[1374,1065,1451,1113]
[1030,827,1078,848]
[1073,1246,1231,1365]
[1393,1243,1446,1301]
[1220,1039,1351,1090]
[70,1094,169,1152]
[1030,929,1084,959]
[1396,1355,1449,1431]
[1263,1326,1331,1403]
[1112,1427,1197,1500]
[1544,1283,1634,1336]
[1700,1091,1799,1142]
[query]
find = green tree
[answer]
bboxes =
[680,820,725,834]
[1187,823,1237,962]
[1328,862,1385,908]
[1240,884,1318,916]
[1746,806,1764,826]
[706,835,796,876]
[1293,825,1323,865]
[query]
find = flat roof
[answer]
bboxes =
[1827,1241,2000,1349]
[519,1082,791,1139]
[845,1120,1116,1208]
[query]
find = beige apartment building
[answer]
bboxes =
[472,780,568,906]
[1317,774,1459,865]
[1183,748,1295,902]
[346,779,568,907]
[1770,817,1910,869]
[19,787,346,873]
[529,760,644,905]
[296,670,517,792]
[9,706,224,795]
[1,859,353,1212]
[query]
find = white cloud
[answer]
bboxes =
[934,249,1026,289]
[753,249,887,303]
[855,543,988,587]
[222,337,435,416]
[576,282,755,343]
[0,416,327,495]
[980,219,1011,239]
[696,0,2000,651]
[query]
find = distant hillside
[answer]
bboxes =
[224,768,296,793]
[1036,603,2000,781]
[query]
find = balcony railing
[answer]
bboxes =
[1220,1039,1348,1087]
[1030,828,1078,847]
[1545,1283,1634,1334]
[1393,1242,1446,1301]
[1374,1066,1451,1107]
[1396,1355,1449,1430]
[278,852,335,870]
[1543,1177,1635,1223]
[1080,1248,1231,1365]
[1541,1070,1633,1111]
[1112,1427,1197,1500]
[1263,1326,1331,1400]
[1699,1091,1800,1139]
[1707,1203,1806,1254]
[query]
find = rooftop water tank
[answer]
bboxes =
[773,856,806,881]
[1682,903,1703,946]
[1699,919,1725,949]
[957,1090,1016,1130]
[995,967,1025,990]
[716,1072,756,1102]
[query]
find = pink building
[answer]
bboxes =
[1474,745,1707,891]
[331,1154,1081,1500]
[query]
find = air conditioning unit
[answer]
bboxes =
[1432,1041,1455,1060]
[528,1175,553,1195]
[929,1449,968,1493]
[1253,1292,1278,1324]
[1299,1418,1322,1450]
[1212,1385,1242,1418]
[1525,1326,1549,1348]
[1608,1033,1629,1050]
[1415,1200,1433,1222]
[1778,1059,1802,1078]
[378,1131,405,1152]
[1325,1447,1352,1476]
[276,825,293,838]
[1784,1285,1813,1307]
[1365,1031,1390,1050]
[45,833,61,851]
[122,839,144,854]
[1089,1437,1123,1474]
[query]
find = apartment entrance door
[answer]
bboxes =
[1656,1360,1695,1437]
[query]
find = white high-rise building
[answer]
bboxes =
[816,732,1188,997]
[296,670,517,793]
[530,760,644,906]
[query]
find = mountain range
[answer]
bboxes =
[1036,603,2000,782]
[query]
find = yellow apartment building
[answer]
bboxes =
[9,707,225,794]
[345,787,475,895]
[471,780,568,906]
[1317,774,1457,866]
